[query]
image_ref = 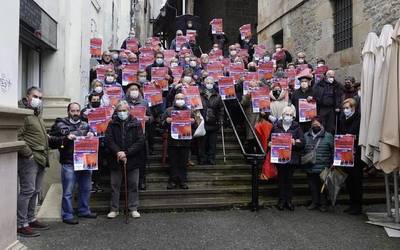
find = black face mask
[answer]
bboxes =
[248,67,257,72]
[273,90,281,99]
[91,101,101,108]
[312,126,321,134]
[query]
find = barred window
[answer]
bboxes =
[333,0,353,52]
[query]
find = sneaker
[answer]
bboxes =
[107,211,119,219]
[29,220,50,231]
[131,211,141,218]
[17,226,40,237]
[62,218,79,225]
[187,160,195,167]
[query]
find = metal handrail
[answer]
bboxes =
[222,98,266,211]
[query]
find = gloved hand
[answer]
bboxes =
[268,115,277,123]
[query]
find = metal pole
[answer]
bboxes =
[385,173,392,217]
[182,0,186,15]
[251,160,259,211]
[123,162,129,224]
[393,170,399,223]
[221,125,226,163]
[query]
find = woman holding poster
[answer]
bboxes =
[337,98,364,215]
[271,107,304,211]
[161,93,196,190]
[105,100,145,219]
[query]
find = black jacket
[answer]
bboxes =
[290,87,314,121]
[105,115,145,171]
[313,78,343,110]
[200,89,224,131]
[271,120,305,165]
[337,111,363,166]
[49,118,92,165]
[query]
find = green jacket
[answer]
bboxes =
[17,98,49,167]
[303,130,334,173]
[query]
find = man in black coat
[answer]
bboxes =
[105,100,145,219]
[291,74,315,133]
[313,70,343,134]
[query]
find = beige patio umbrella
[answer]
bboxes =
[359,32,378,166]
[366,24,393,167]
[379,19,400,173]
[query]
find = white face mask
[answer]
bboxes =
[30,97,42,109]
[230,50,237,56]
[156,58,164,65]
[175,99,185,107]
[94,86,103,93]
[184,57,190,63]
[106,76,115,83]
[344,108,354,118]
[183,76,192,84]
[130,90,139,99]
[170,62,178,67]
[263,56,270,62]
[317,63,324,67]
[276,48,282,52]
[112,54,119,60]
[189,61,197,67]
[283,115,293,124]
[139,77,147,84]
[327,77,334,83]
[117,111,129,120]
[206,83,214,90]
[298,59,304,63]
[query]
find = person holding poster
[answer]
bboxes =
[48,103,96,225]
[89,51,115,83]
[337,98,364,215]
[105,100,145,219]
[271,107,304,211]
[303,116,333,212]
[272,44,292,68]
[241,80,264,142]
[103,69,124,106]
[161,93,196,189]
[294,52,313,70]
[198,77,224,165]
[125,82,154,190]
[269,83,295,124]
[291,75,315,132]
[169,30,184,51]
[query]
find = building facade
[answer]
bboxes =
[257,0,400,81]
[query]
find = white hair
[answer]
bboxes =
[281,106,296,118]
[115,100,129,110]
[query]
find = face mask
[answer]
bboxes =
[156,58,164,65]
[263,56,270,62]
[213,47,219,51]
[184,57,190,63]
[206,83,214,90]
[248,67,257,72]
[283,115,293,124]
[94,86,103,93]
[327,77,334,83]
[230,50,237,56]
[317,63,324,67]
[300,81,309,89]
[139,77,147,84]
[130,90,140,99]
[30,97,42,109]
[344,108,354,118]
[117,111,129,121]
[273,90,281,99]
[171,62,178,67]
[175,99,185,107]
[276,48,282,52]
[112,54,119,60]
[106,76,115,83]
[183,76,192,84]
[189,61,197,67]
[312,126,321,134]
[298,59,304,63]
[91,101,101,108]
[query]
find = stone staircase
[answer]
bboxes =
[90,128,387,213]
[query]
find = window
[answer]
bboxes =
[18,43,41,99]
[272,30,283,47]
[333,0,352,52]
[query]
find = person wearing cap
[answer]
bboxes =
[291,74,315,132]
[303,116,333,212]
[294,52,313,70]
[270,106,304,211]
[170,30,184,51]
[269,83,295,124]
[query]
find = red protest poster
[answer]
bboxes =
[210,18,223,34]
[176,35,187,51]
[243,72,259,95]
[139,47,154,56]
[126,38,139,53]
[285,69,297,88]
[239,24,252,40]
[171,110,192,140]
[187,29,197,42]
[251,87,270,113]
[148,37,160,50]
[333,135,355,167]
[163,50,176,66]
[253,45,266,60]
[96,64,114,82]
[90,38,102,58]
[296,64,309,73]
[208,49,223,62]
[73,137,99,171]
[229,63,245,81]
[273,50,285,61]
[270,133,292,164]
[129,105,146,133]
[87,107,113,136]
[151,67,169,91]
[171,66,184,84]
[298,99,317,123]
[122,63,139,86]
[207,61,224,80]
[238,49,249,59]
[139,54,154,71]
[143,84,162,107]
[183,86,203,110]
[257,62,274,80]
[315,65,329,83]
[104,85,123,106]
[218,76,236,100]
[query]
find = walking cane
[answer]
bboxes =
[122,160,129,224]
[221,124,226,163]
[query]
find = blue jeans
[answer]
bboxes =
[61,164,92,220]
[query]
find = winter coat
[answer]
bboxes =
[303,130,334,173]
[200,89,224,131]
[49,118,92,165]
[290,87,314,132]
[271,120,305,165]
[313,78,343,110]
[17,98,49,168]
[269,89,296,120]
[105,115,145,171]
[337,111,363,167]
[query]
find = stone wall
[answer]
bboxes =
[363,0,400,33]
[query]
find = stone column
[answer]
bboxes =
[0,1,30,249]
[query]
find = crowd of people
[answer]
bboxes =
[16,24,366,238]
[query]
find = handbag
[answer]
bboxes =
[301,137,322,165]
[193,112,206,138]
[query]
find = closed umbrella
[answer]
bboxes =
[366,24,393,167]
[359,32,378,166]
[379,19,400,173]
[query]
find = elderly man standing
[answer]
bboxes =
[17,86,50,237]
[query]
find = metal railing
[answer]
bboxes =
[222,98,265,211]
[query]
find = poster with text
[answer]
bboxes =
[139,53,155,71]
[333,134,355,167]
[251,87,270,113]
[207,61,224,80]
[183,86,203,110]
[218,76,236,100]
[126,38,139,53]
[122,63,139,86]
[90,38,102,58]
[171,110,192,140]
[253,45,266,60]
[258,62,274,80]
[129,105,146,133]
[187,29,197,42]
[96,64,114,82]
[298,99,317,122]
[104,85,123,106]
[315,65,329,83]
[151,67,169,91]
[74,137,99,171]
[270,133,292,164]
[143,84,163,107]
[210,18,223,34]
[239,24,251,40]
[87,107,113,136]
[163,50,176,66]
[229,63,245,81]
